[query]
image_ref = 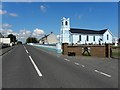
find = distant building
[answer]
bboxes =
[113,37,119,46]
[39,32,59,44]
[0,33,11,45]
[60,17,113,45]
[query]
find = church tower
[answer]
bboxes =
[60,17,70,43]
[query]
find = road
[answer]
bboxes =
[2,45,118,88]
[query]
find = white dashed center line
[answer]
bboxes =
[74,62,85,67]
[74,62,79,65]
[23,45,29,54]
[64,58,70,62]
[26,49,29,53]
[29,56,42,77]
[94,70,111,78]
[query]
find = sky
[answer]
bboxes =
[0,2,118,43]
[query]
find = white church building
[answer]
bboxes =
[60,17,113,45]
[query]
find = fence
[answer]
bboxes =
[62,43,111,58]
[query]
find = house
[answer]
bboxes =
[60,17,113,45]
[39,32,59,44]
[0,33,11,46]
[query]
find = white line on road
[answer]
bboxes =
[74,62,79,65]
[23,45,29,54]
[26,50,29,53]
[64,58,70,62]
[74,62,85,67]
[29,56,42,77]
[81,65,85,67]
[94,70,111,78]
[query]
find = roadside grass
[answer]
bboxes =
[111,48,120,59]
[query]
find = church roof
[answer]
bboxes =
[70,28,108,34]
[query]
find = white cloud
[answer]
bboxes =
[9,13,18,17]
[2,23,12,28]
[0,9,7,15]
[40,5,47,13]
[0,24,45,43]
[33,28,45,35]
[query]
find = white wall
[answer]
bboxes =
[103,30,112,43]
[0,38,10,44]
[71,34,103,44]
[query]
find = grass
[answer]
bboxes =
[111,48,120,59]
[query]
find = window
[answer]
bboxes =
[65,21,68,25]
[62,22,63,25]
[93,36,95,41]
[87,35,89,41]
[107,34,109,40]
[79,35,81,41]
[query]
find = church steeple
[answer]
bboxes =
[60,17,70,43]
[61,17,70,31]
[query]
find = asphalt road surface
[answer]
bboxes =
[2,45,118,88]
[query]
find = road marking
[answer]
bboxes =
[74,62,85,67]
[64,58,70,62]
[26,50,29,53]
[74,62,79,65]
[29,56,42,77]
[23,45,29,54]
[81,65,85,67]
[23,45,26,49]
[94,70,111,78]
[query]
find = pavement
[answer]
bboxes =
[0,46,14,56]
[2,44,118,88]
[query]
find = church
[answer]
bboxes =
[60,17,113,45]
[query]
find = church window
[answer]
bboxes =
[79,35,81,41]
[93,36,95,41]
[62,22,63,25]
[87,35,89,41]
[107,34,109,40]
[65,21,68,25]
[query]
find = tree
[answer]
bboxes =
[7,34,17,43]
[17,41,22,44]
[26,37,38,43]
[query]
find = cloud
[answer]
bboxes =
[0,23,45,43]
[0,9,7,15]
[40,5,47,13]
[33,28,45,35]
[9,13,18,17]
[2,23,12,28]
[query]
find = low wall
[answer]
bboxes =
[62,43,111,58]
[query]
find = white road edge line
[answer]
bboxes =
[94,70,111,78]
[29,56,42,77]
[64,58,70,62]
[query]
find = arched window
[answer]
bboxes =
[107,34,109,40]
[65,21,68,25]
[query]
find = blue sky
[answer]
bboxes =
[1,2,118,42]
